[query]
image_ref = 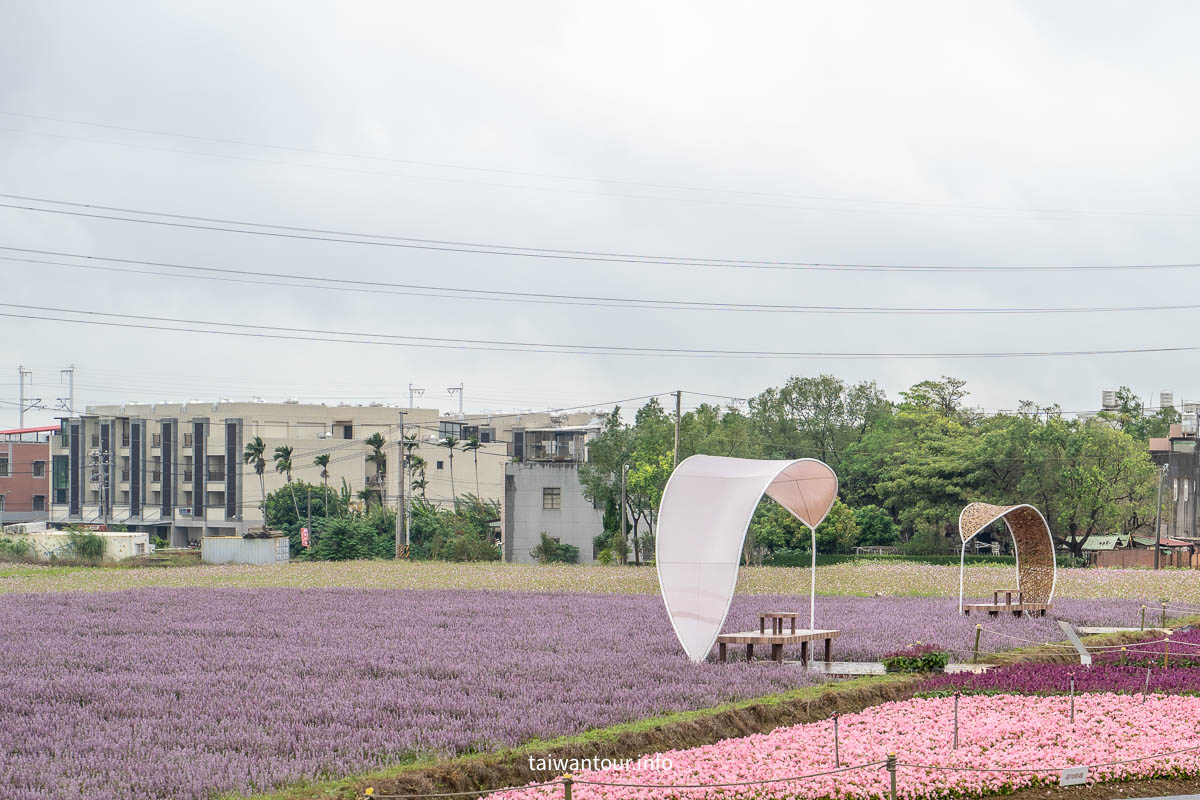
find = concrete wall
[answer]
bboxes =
[10,530,150,561]
[1093,548,1198,569]
[503,462,602,564]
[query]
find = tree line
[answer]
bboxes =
[580,376,1170,562]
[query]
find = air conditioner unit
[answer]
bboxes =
[177,507,192,517]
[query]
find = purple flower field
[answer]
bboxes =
[0,589,1145,800]
[921,662,1200,696]
[921,628,1200,696]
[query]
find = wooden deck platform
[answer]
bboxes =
[962,602,1051,617]
[716,628,840,664]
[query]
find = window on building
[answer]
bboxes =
[0,455,8,477]
[439,421,462,439]
[0,495,4,511]
[91,433,99,448]
[543,487,561,510]
[183,432,193,447]
[152,433,161,448]
[341,424,353,440]
[1174,479,1180,501]
[31,460,46,478]
[52,455,68,504]
[135,542,146,555]
[436,460,444,470]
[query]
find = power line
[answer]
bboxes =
[3,109,1198,221]
[5,246,1200,314]
[5,193,1200,273]
[5,301,1200,360]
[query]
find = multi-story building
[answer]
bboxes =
[49,401,597,546]
[503,421,605,564]
[0,425,54,528]
[1150,419,1200,544]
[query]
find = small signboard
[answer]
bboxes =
[300,527,310,547]
[1059,766,1088,787]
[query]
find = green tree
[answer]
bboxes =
[814,499,859,553]
[1045,419,1157,557]
[531,532,579,564]
[441,436,460,505]
[853,504,899,547]
[364,432,387,506]
[242,436,267,510]
[749,374,889,468]
[1098,386,1180,441]
[272,444,301,521]
[261,479,349,553]
[313,453,331,513]
[462,435,483,497]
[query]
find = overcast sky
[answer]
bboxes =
[2,1,1199,428]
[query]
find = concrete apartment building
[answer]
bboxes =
[0,425,54,528]
[504,422,605,564]
[49,400,597,546]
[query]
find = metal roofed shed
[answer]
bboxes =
[202,535,289,565]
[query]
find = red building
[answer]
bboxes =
[0,425,55,528]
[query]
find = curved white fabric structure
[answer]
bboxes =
[656,455,839,662]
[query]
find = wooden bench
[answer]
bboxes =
[961,588,1050,617]
[716,628,840,665]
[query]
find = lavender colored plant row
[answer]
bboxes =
[922,663,1200,696]
[0,589,1143,800]
[922,627,1200,696]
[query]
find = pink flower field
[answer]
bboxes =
[491,694,1200,800]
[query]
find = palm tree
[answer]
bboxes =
[364,432,387,507]
[273,444,301,520]
[242,436,267,511]
[410,475,428,501]
[313,453,331,514]
[356,487,374,511]
[462,435,482,498]
[441,436,459,506]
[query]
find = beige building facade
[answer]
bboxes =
[49,400,596,546]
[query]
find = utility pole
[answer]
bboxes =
[395,411,407,557]
[408,383,424,409]
[447,384,463,419]
[673,390,682,468]
[59,364,75,414]
[621,463,630,565]
[17,366,38,428]
[1154,463,1167,569]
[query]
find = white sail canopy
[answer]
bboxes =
[656,455,838,662]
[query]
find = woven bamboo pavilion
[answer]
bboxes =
[957,502,1057,617]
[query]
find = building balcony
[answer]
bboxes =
[205,507,227,523]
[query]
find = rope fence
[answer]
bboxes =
[360,742,1200,799]
[361,606,1200,799]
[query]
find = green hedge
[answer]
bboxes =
[764,551,1085,568]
